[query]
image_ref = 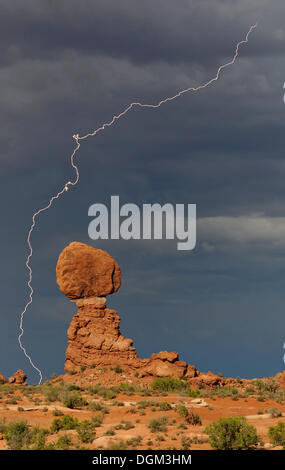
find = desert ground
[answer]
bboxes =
[0,373,285,450]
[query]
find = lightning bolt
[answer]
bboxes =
[18,23,257,384]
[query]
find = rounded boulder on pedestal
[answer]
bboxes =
[56,242,121,299]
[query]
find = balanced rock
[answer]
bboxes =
[8,369,27,385]
[56,242,121,299]
[58,242,198,385]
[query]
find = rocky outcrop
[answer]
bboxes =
[57,242,198,384]
[0,372,7,384]
[8,370,27,385]
[189,371,222,389]
[139,351,196,379]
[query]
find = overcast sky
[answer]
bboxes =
[1,0,285,383]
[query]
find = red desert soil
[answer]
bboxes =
[0,385,284,450]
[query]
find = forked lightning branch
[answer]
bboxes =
[18,24,258,383]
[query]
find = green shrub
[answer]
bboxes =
[148,416,168,433]
[105,427,116,436]
[159,402,172,411]
[53,434,72,450]
[181,435,192,450]
[188,389,200,398]
[101,390,117,400]
[50,414,79,433]
[108,440,128,450]
[3,420,30,450]
[88,401,107,412]
[61,391,87,409]
[29,426,49,450]
[77,420,96,443]
[121,420,135,430]
[44,387,60,402]
[151,378,190,393]
[265,408,282,418]
[268,422,285,448]
[177,405,188,418]
[205,416,259,450]
[91,413,104,427]
[186,410,202,426]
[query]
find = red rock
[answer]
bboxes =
[56,242,121,299]
[189,372,222,389]
[153,351,179,363]
[65,304,140,373]
[140,356,187,379]
[0,372,7,384]
[58,242,198,385]
[8,370,27,385]
[185,364,199,379]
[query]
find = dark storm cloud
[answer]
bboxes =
[1,0,285,382]
[0,0,281,67]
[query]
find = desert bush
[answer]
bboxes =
[148,416,168,433]
[52,434,72,450]
[186,410,202,426]
[268,422,285,448]
[44,386,61,402]
[253,379,279,394]
[112,383,142,394]
[77,420,96,443]
[88,401,108,412]
[5,398,18,405]
[61,391,87,409]
[91,413,104,427]
[188,389,200,398]
[105,427,116,436]
[0,418,7,433]
[53,408,64,416]
[181,435,192,450]
[137,400,159,409]
[126,435,142,448]
[205,416,259,450]
[101,390,117,400]
[265,407,282,418]
[3,420,30,450]
[159,401,172,411]
[151,378,190,393]
[177,405,188,418]
[29,426,49,450]
[50,414,79,433]
[108,440,128,450]
[121,420,135,430]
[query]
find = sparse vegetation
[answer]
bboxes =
[151,377,190,393]
[268,422,285,448]
[148,416,168,433]
[205,416,259,450]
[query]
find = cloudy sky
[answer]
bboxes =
[1,0,285,383]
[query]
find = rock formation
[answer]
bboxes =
[57,242,199,385]
[8,369,27,385]
[0,372,7,384]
